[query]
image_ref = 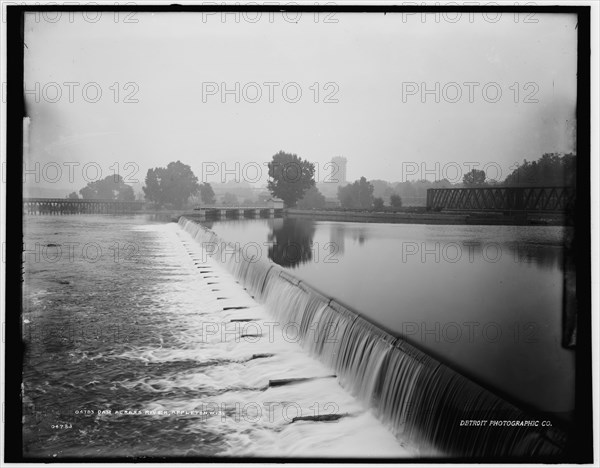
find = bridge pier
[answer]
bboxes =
[185,205,283,220]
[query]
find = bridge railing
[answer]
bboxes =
[426,186,576,213]
[23,198,146,204]
[23,198,146,215]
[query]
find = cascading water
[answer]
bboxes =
[179,216,568,459]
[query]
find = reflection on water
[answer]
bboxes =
[505,241,565,271]
[281,220,566,272]
[324,221,564,272]
[329,224,369,255]
[268,218,316,268]
[205,217,575,424]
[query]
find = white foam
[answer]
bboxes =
[119,221,413,457]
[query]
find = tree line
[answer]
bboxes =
[67,152,576,210]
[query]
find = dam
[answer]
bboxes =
[178,216,568,458]
[20,214,574,459]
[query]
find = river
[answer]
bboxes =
[21,214,411,458]
[203,216,575,424]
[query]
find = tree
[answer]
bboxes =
[143,168,161,206]
[257,192,271,204]
[222,193,239,206]
[337,177,374,209]
[463,169,486,186]
[67,192,79,199]
[370,180,394,199]
[432,178,453,189]
[393,181,416,201]
[79,174,135,200]
[390,193,403,208]
[267,151,315,207]
[373,197,384,210]
[142,161,200,209]
[297,186,326,209]
[504,153,576,187]
[199,182,216,205]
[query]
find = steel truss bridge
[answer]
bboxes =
[426,186,575,213]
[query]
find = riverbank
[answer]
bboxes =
[285,208,570,226]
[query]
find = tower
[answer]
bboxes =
[331,156,347,185]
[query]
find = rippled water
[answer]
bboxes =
[22,215,410,459]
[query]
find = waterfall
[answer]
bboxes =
[178,217,567,458]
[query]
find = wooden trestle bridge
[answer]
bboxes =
[23,198,284,218]
[23,198,145,215]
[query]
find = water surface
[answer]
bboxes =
[22,215,408,458]
[204,217,575,423]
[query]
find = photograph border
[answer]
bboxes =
[3,3,593,464]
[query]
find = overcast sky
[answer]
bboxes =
[23,11,577,193]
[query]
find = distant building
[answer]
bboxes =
[331,156,347,185]
[268,198,284,209]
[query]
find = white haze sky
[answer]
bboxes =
[23,11,577,193]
